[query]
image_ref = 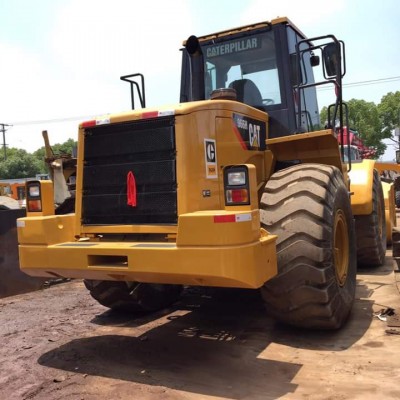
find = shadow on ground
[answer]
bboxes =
[38,276,380,398]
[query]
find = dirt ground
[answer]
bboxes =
[1,253,400,400]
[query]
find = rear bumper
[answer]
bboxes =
[18,210,277,289]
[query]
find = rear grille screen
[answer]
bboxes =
[82,116,177,225]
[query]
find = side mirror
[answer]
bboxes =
[323,42,340,77]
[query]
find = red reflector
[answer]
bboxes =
[214,215,236,223]
[28,200,42,212]
[81,120,96,128]
[232,189,245,203]
[142,111,159,119]
[226,189,249,204]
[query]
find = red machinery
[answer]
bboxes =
[337,127,376,159]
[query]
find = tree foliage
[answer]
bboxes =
[378,91,400,138]
[53,138,77,156]
[320,97,392,159]
[33,138,77,160]
[347,99,385,157]
[0,149,42,179]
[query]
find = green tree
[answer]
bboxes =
[378,91,400,147]
[319,106,328,130]
[52,138,77,156]
[0,148,42,179]
[33,138,77,160]
[347,99,385,157]
[320,99,385,158]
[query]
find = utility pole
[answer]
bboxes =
[0,124,11,160]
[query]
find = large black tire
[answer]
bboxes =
[355,170,386,268]
[260,164,357,330]
[395,190,400,209]
[84,280,182,313]
[394,176,400,191]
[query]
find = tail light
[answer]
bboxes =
[26,180,55,216]
[224,166,250,206]
[27,182,42,212]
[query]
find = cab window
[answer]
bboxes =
[203,31,282,108]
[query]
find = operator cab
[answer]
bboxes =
[180,18,344,139]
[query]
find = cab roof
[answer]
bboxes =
[182,17,307,45]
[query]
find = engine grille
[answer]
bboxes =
[81,116,177,225]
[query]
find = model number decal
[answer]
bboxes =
[232,113,266,150]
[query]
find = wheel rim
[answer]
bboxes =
[334,209,349,287]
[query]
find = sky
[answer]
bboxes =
[1,0,400,159]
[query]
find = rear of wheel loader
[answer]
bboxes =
[18,17,390,330]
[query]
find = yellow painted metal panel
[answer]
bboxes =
[18,210,277,288]
[176,210,263,246]
[19,238,277,289]
[381,181,396,243]
[81,224,178,235]
[266,129,343,172]
[17,214,75,245]
[348,160,375,215]
[374,162,400,174]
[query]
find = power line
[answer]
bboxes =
[317,76,400,91]
[10,115,94,126]
[345,76,400,87]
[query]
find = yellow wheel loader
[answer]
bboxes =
[18,17,393,329]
